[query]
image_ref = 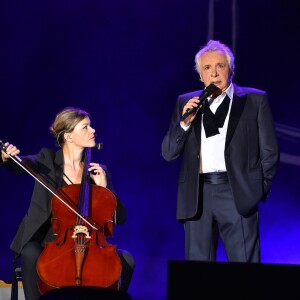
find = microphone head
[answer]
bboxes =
[205,83,220,94]
[198,83,221,102]
[203,83,222,100]
[95,143,103,150]
[0,140,5,151]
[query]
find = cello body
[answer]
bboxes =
[36,184,122,294]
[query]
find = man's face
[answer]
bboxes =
[199,51,231,92]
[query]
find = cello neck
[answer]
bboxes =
[78,147,92,217]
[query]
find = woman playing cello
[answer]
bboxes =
[0,106,135,300]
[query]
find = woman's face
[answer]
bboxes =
[68,117,96,148]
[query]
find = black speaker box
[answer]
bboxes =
[167,260,300,299]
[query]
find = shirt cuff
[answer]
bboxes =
[180,122,191,131]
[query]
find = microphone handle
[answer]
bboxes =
[180,97,207,121]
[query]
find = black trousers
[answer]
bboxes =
[184,179,260,262]
[20,242,135,300]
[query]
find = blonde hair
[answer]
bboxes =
[49,107,89,147]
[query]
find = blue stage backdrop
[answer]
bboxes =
[0,1,299,300]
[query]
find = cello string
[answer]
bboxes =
[78,147,91,246]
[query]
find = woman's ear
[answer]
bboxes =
[64,133,72,141]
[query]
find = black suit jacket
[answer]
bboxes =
[162,83,279,220]
[1,148,126,254]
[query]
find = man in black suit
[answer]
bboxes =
[161,40,279,262]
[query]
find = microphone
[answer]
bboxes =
[95,143,103,150]
[180,83,221,121]
[93,133,103,150]
[92,142,104,175]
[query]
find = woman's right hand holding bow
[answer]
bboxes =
[1,142,20,162]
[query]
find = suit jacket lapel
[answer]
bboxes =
[225,92,247,149]
[188,88,206,145]
[54,149,64,188]
[193,104,205,146]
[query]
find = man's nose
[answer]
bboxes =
[211,68,218,77]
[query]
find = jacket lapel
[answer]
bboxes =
[193,90,206,146]
[225,87,247,149]
[54,149,64,188]
[193,109,203,146]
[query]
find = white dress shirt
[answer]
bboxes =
[200,83,234,173]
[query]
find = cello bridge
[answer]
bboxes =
[71,225,91,239]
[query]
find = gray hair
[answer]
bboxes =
[194,40,235,81]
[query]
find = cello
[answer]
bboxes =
[0,141,122,294]
[36,146,122,294]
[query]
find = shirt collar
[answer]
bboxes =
[225,82,234,100]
